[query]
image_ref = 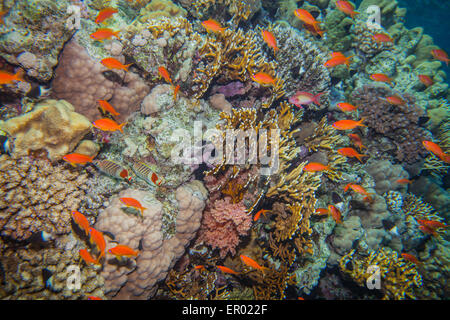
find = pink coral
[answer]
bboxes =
[197,197,252,258]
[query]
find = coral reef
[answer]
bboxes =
[0,99,92,161]
[0,155,88,241]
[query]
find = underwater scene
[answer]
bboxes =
[0,0,448,302]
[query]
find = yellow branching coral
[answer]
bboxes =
[192,0,256,22]
[145,16,196,38]
[252,261,296,300]
[340,248,422,300]
[192,28,284,102]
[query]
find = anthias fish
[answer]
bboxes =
[101,57,132,71]
[328,205,342,224]
[92,118,126,133]
[72,211,90,236]
[240,255,268,274]
[89,228,106,259]
[217,265,239,275]
[304,162,330,172]
[0,70,25,85]
[98,100,120,116]
[79,249,99,265]
[337,147,368,163]
[90,28,120,41]
[108,245,139,258]
[370,73,393,84]
[372,33,393,43]
[262,30,279,52]
[253,209,269,222]
[422,140,450,163]
[289,91,324,108]
[294,9,324,36]
[337,102,358,112]
[401,253,420,265]
[119,197,147,215]
[336,1,359,19]
[252,72,276,86]
[324,52,352,68]
[418,75,433,87]
[332,118,366,130]
[201,19,226,33]
[63,153,95,166]
[158,66,173,84]
[348,134,367,151]
[431,49,449,66]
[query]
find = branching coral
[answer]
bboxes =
[340,247,422,300]
[187,0,261,22]
[352,84,432,163]
[0,155,88,241]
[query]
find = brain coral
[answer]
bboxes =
[0,155,88,241]
[0,99,92,161]
[96,181,208,299]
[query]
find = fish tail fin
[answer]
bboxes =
[13,69,25,82]
[124,63,133,71]
[359,117,367,127]
[441,153,450,164]
[114,30,121,39]
[351,11,360,19]
[313,92,325,105]
[118,122,126,133]
[357,154,368,163]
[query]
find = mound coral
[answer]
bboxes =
[51,40,149,122]
[197,197,252,258]
[96,181,207,299]
[352,84,432,164]
[0,155,88,241]
[0,99,92,161]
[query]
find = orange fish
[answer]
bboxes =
[343,183,374,202]
[396,179,412,184]
[101,57,132,71]
[0,70,25,85]
[384,95,405,106]
[173,84,180,101]
[419,225,437,237]
[418,75,433,87]
[158,66,173,85]
[332,118,366,130]
[108,245,139,258]
[337,102,358,112]
[98,100,120,116]
[315,208,329,215]
[336,1,359,19]
[324,52,352,68]
[304,162,330,172]
[88,296,103,300]
[95,7,118,24]
[72,211,90,236]
[328,205,342,224]
[294,9,324,37]
[201,19,226,33]
[89,228,106,259]
[401,253,420,265]
[119,197,147,215]
[298,297,305,300]
[254,209,269,221]
[194,265,206,272]
[90,28,120,41]
[372,33,393,43]
[63,153,95,167]
[417,219,447,230]
[92,118,126,133]
[370,73,393,84]
[217,265,239,275]
[262,30,279,52]
[348,133,367,151]
[422,140,450,163]
[79,249,100,265]
[252,72,276,86]
[338,147,368,163]
[240,255,268,274]
[431,49,449,66]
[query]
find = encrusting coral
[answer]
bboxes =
[0,155,89,241]
[0,99,92,161]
